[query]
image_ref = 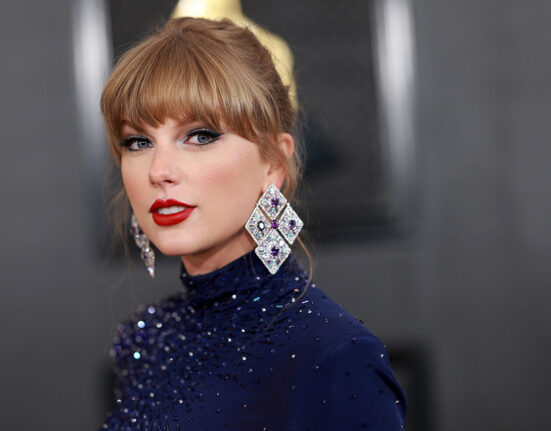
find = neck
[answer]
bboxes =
[181,229,256,276]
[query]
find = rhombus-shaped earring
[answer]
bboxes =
[245,184,303,274]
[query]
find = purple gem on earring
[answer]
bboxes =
[271,198,280,208]
[271,246,280,256]
[257,221,265,231]
[289,219,296,230]
[271,220,279,229]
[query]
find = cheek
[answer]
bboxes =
[120,158,146,207]
[206,153,261,191]
[120,161,133,197]
[196,149,266,215]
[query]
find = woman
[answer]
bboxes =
[100,17,406,430]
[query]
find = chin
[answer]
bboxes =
[151,229,225,258]
[150,228,252,261]
[153,240,203,258]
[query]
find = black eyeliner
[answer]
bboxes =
[119,135,151,148]
[187,128,223,138]
[185,127,223,146]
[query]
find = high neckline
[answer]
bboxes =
[180,250,302,308]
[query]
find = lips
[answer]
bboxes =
[149,199,196,226]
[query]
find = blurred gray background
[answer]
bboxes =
[1,0,551,430]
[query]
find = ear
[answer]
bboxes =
[265,133,295,190]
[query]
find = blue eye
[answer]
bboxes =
[186,128,222,146]
[119,136,153,152]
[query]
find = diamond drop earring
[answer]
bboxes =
[245,184,304,274]
[130,214,155,278]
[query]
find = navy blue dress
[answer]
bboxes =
[101,251,406,430]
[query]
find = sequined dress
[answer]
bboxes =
[101,251,406,430]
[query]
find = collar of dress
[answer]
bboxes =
[179,249,304,310]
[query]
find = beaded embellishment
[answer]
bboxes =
[246,184,303,274]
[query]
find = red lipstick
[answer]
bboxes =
[149,199,196,226]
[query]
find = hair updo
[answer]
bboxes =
[101,16,302,200]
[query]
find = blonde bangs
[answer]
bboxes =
[101,26,280,164]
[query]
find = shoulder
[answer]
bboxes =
[281,282,381,353]
[284,281,394,365]
[275,284,407,429]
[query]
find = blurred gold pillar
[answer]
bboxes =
[172,0,297,106]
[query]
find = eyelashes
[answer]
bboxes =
[118,127,223,152]
[186,128,223,146]
[119,135,153,151]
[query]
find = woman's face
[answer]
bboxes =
[120,117,280,274]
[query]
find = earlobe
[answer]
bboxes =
[265,133,295,190]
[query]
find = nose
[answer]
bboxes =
[148,142,180,188]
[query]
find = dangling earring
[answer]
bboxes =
[245,184,304,274]
[130,214,155,278]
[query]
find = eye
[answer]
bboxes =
[119,135,153,152]
[185,128,223,146]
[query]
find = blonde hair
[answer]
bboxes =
[101,16,312,276]
[102,17,300,195]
